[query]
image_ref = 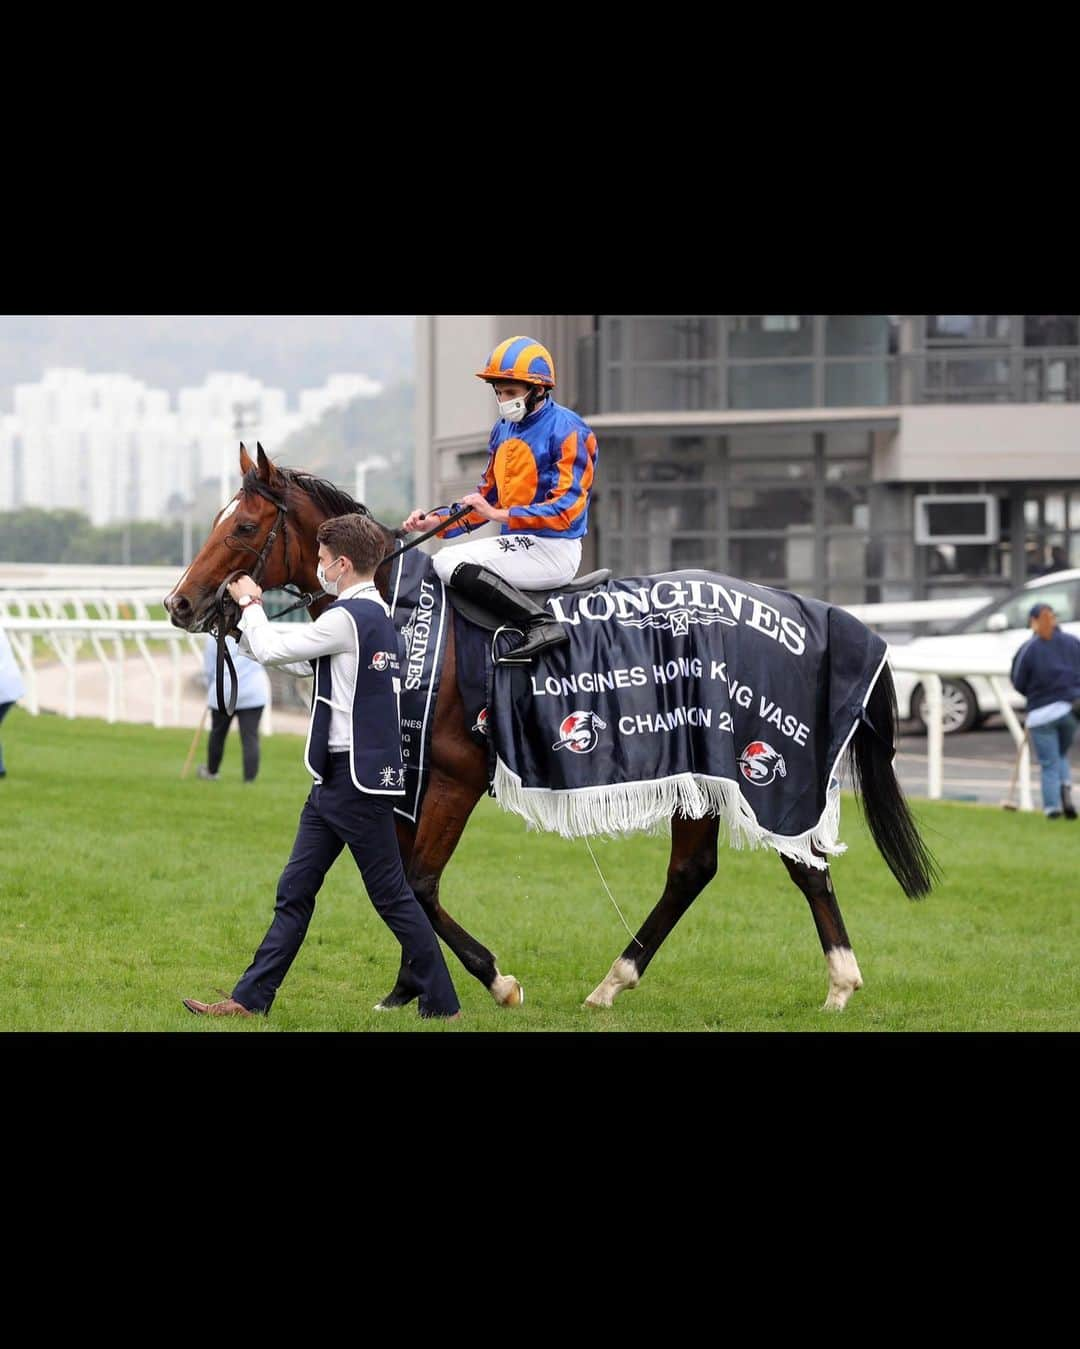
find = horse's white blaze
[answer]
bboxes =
[165,564,191,607]
[585,956,640,1009]
[824,946,863,1011]
[215,496,240,525]
[491,970,524,1007]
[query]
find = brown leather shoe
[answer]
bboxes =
[183,996,255,1017]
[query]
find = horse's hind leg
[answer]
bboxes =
[585,816,719,1008]
[781,851,863,1010]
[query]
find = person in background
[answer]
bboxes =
[1010,603,1080,819]
[200,634,271,782]
[0,626,26,779]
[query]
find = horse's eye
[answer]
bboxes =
[236,522,258,535]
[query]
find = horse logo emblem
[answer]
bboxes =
[472,707,489,738]
[738,740,788,785]
[552,710,607,754]
[369,651,392,671]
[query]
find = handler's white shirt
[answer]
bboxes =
[238,581,389,752]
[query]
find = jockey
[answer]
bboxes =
[403,336,599,662]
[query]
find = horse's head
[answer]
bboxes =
[164,443,296,631]
[164,443,400,633]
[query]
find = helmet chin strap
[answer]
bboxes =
[524,386,547,414]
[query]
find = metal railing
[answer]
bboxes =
[0,617,277,735]
[887,648,1032,809]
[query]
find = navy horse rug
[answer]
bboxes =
[489,570,889,870]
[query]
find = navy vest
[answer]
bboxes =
[303,595,405,795]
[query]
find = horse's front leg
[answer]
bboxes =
[374,769,523,1010]
[781,851,863,1010]
[585,816,719,1008]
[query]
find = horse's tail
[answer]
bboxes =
[848,663,939,899]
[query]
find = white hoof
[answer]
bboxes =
[584,957,639,1009]
[822,948,863,1011]
[491,973,524,1007]
[373,1001,403,1012]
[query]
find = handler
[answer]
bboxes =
[183,511,461,1020]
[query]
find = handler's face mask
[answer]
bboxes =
[317,555,347,596]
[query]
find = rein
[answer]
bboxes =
[210,491,472,716]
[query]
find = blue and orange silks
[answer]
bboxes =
[437,397,598,541]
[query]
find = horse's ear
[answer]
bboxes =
[239,442,256,476]
[256,442,283,488]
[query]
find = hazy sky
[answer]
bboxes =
[0,315,416,411]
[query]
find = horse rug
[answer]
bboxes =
[488,570,888,870]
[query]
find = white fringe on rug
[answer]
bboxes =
[492,759,845,872]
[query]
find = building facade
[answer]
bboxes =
[416,315,1080,604]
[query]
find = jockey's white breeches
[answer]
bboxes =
[432,534,582,591]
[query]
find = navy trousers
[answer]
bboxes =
[232,754,460,1017]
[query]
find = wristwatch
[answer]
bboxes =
[237,594,261,609]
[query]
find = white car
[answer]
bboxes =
[890,568,1080,734]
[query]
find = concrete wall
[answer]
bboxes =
[877,404,1080,482]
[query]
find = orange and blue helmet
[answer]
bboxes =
[476,336,556,389]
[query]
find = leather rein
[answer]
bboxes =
[210,485,472,716]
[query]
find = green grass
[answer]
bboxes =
[0,707,1076,1032]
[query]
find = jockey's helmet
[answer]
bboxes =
[476,336,556,389]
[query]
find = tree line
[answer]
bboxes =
[0,508,186,565]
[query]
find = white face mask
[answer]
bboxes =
[317,557,346,596]
[497,393,529,423]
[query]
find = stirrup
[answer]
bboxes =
[495,621,569,665]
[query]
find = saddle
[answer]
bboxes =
[446,569,612,632]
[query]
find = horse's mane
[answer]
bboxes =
[243,465,405,540]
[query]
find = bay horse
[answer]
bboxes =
[165,444,936,1014]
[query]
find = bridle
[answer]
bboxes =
[209,482,473,716]
[210,479,316,715]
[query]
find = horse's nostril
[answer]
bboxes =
[171,594,191,615]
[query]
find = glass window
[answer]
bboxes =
[1044,493,1066,529]
[1069,494,1080,530]
[729,486,813,531]
[1026,534,1070,577]
[868,534,914,579]
[825,361,892,406]
[628,488,717,533]
[825,484,869,527]
[825,429,873,458]
[826,583,869,605]
[728,316,813,358]
[825,316,894,355]
[926,316,1011,343]
[607,318,623,362]
[730,458,814,482]
[1023,355,1079,403]
[827,535,868,576]
[824,459,869,482]
[670,536,715,570]
[1023,315,1079,347]
[924,356,1012,400]
[727,536,788,582]
[630,317,719,361]
[729,363,814,409]
[728,432,813,459]
[783,529,816,582]
[624,364,719,412]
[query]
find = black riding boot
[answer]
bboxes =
[450,562,569,663]
[1062,783,1077,820]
